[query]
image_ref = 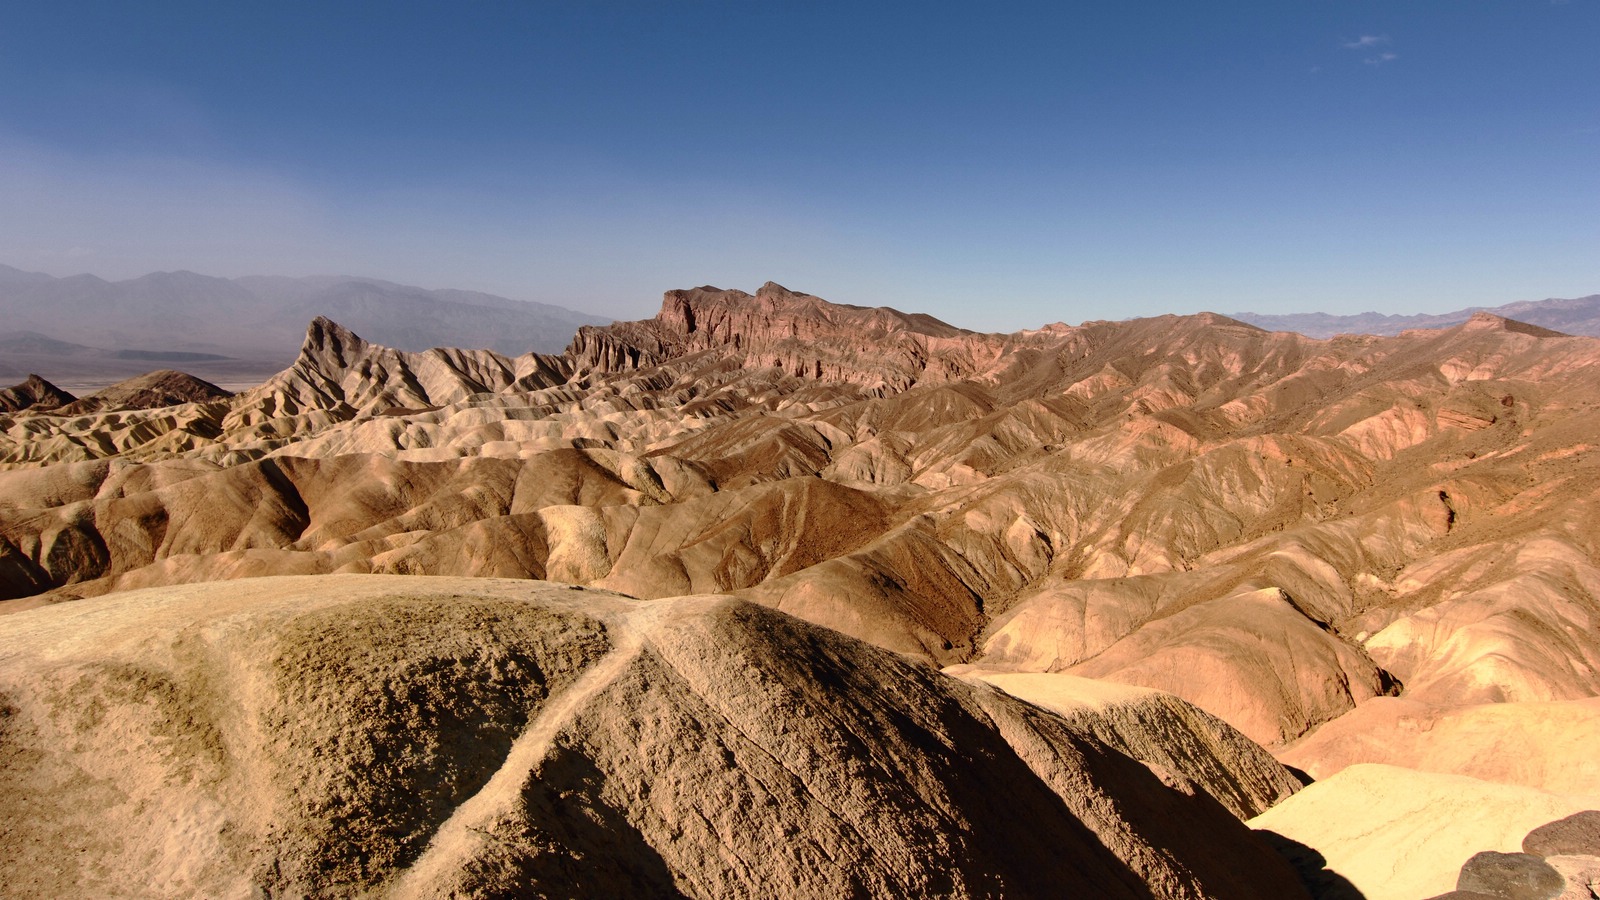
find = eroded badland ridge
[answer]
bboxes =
[3,281,1600,897]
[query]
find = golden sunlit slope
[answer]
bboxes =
[0,575,1307,899]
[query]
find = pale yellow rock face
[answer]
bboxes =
[1248,764,1600,900]
[0,575,1309,899]
[1279,695,1600,798]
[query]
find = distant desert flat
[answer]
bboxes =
[0,264,610,387]
[2,281,1599,897]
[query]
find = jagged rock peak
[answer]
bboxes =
[0,374,76,413]
[305,315,366,347]
[301,316,369,368]
[222,315,573,430]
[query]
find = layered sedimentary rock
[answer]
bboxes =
[0,575,1308,899]
[2,285,1599,759]
[569,282,1010,390]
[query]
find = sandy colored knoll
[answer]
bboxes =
[0,574,1309,900]
[1278,695,1600,798]
[1249,763,1600,900]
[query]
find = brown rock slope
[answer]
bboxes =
[0,575,1308,900]
[947,668,1305,819]
[0,373,74,412]
[54,368,232,415]
[2,285,1600,755]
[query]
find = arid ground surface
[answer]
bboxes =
[3,283,1598,898]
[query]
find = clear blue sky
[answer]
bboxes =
[1,1,1595,329]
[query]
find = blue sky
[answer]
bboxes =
[1,1,1595,329]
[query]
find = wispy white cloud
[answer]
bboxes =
[1364,52,1400,66]
[1343,34,1390,49]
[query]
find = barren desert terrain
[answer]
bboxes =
[3,282,1598,898]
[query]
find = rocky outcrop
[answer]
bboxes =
[0,575,1309,899]
[216,317,572,449]
[272,315,570,410]
[1452,851,1565,899]
[0,374,74,412]
[1421,811,1600,899]
[54,369,232,415]
[568,282,1012,391]
[1524,811,1600,858]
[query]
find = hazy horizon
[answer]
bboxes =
[2,2,1596,332]
[3,259,1597,334]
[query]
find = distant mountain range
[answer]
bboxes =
[1231,294,1600,338]
[0,264,610,362]
[7,261,1596,391]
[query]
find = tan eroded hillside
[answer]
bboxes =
[3,283,1599,757]
[0,575,1308,899]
